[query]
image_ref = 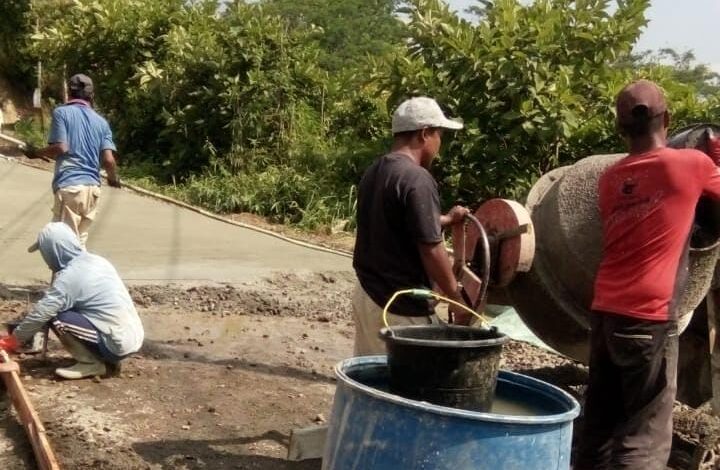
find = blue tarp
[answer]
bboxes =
[487,305,556,353]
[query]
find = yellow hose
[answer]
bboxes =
[382,289,490,328]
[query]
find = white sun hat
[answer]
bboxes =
[391,97,464,134]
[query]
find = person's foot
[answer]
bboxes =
[105,361,122,377]
[55,361,107,380]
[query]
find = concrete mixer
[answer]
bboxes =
[454,124,720,413]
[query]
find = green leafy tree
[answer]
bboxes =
[30,0,185,114]
[0,0,33,86]
[131,1,331,175]
[640,48,720,98]
[261,0,406,72]
[381,0,651,204]
[30,1,356,199]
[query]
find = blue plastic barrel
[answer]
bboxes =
[322,356,580,470]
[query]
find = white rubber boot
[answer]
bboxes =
[55,333,107,380]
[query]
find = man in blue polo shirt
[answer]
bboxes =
[24,73,120,248]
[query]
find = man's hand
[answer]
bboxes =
[449,303,473,325]
[0,334,20,353]
[21,143,41,159]
[101,149,121,188]
[448,287,474,325]
[441,205,470,227]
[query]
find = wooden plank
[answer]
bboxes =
[287,425,328,461]
[0,132,26,147]
[0,351,60,470]
[0,133,52,162]
[0,361,19,373]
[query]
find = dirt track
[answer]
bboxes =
[0,272,718,469]
[0,272,354,469]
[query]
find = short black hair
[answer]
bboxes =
[393,129,421,140]
[392,127,441,140]
[618,106,665,138]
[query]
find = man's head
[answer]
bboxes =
[615,79,669,141]
[68,74,94,102]
[28,222,84,272]
[391,97,463,168]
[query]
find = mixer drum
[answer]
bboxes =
[506,153,720,363]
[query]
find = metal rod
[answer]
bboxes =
[465,214,491,311]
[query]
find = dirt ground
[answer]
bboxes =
[0,272,718,469]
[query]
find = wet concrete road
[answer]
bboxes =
[0,158,351,285]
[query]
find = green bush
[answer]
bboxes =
[13,116,47,148]
[0,0,34,86]
[175,166,356,230]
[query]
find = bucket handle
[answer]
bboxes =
[382,289,491,330]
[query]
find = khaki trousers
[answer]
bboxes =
[52,185,101,248]
[352,281,438,356]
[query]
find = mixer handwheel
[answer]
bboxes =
[457,199,535,288]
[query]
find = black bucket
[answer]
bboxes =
[379,325,509,411]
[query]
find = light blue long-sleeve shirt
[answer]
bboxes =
[15,223,143,356]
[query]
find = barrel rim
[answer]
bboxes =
[335,355,580,425]
[689,240,720,252]
[379,324,510,349]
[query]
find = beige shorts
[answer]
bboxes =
[352,281,438,356]
[52,185,101,248]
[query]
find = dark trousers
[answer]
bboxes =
[49,310,125,363]
[575,312,678,470]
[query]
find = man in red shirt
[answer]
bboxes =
[576,80,720,469]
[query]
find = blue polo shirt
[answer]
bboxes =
[48,100,116,191]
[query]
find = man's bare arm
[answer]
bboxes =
[418,241,471,324]
[101,149,121,188]
[25,142,67,160]
[440,205,470,227]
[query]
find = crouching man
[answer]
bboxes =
[0,222,144,379]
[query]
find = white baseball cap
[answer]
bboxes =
[391,97,464,134]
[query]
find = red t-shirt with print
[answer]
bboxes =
[592,147,720,321]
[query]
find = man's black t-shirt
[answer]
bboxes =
[353,153,443,316]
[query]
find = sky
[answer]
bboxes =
[447,0,720,73]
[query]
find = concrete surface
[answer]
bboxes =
[0,158,351,285]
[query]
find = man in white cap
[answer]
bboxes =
[352,97,470,355]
